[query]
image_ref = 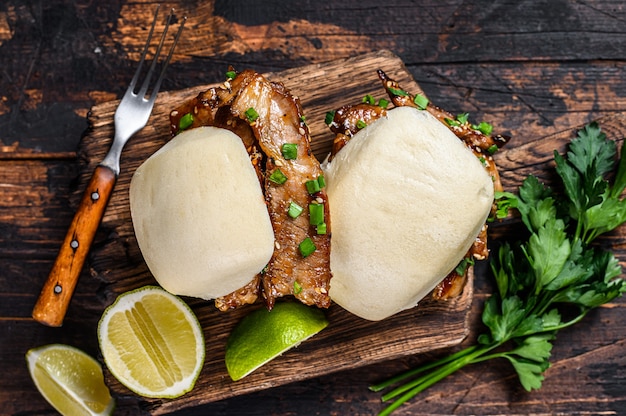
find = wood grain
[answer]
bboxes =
[79,50,475,414]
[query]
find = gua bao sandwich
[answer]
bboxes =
[129,67,507,321]
[322,70,508,320]
[130,69,332,311]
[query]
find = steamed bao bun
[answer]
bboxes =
[323,107,494,321]
[129,126,275,299]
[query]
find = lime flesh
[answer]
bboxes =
[97,286,205,398]
[26,344,114,416]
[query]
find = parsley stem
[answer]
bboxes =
[369,345,480,392]
[376,345,499,415]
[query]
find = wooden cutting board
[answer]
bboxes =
[78,50,626,414]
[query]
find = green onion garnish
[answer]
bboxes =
[473,121,493,136]
[378,98,389,109]
[388,87,408,97]
[282,143,298,160]
[445,117,460,127]
[324,110,336,125]
[269,168,288,185]
[413,94,429,110]
[293,281,303,294]
[299,237,316,257]
[305,175,325,194]
[362,94,376,105]
[316,222,327,235]
[305,179,320,194]
[457,113,470,124]
[487,144,499,155]
[225,70,237,80]
[356,119,367,129]
[309,203,324,225]
[288,201,303,218]
[178,113,194,130]
[455,257,475,276]
[245,107,259,123]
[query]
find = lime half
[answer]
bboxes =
[225,302,328,381]
[97,286,205,398]
[26,343,114,416]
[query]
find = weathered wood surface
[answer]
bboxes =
[2,1,625,415]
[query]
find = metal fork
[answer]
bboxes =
[32,7,186,327]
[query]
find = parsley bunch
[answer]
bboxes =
[370,122,626,415]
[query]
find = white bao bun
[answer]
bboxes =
[129,126,275,300]
[323,107,494,321]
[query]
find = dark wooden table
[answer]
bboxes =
[2,1,625,415]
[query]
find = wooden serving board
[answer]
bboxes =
[78,50,626,414]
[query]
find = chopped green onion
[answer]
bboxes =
[378,98,389,109]
[282,143,298,160]
[487,144,499,155]
[304,176,325,194]
[293,281,302,294]
[299,237,316,257]
[178,113,194,130]
[305,179,321,194]
[245,107,259,123]
[455,257,475,276]
[316,222,327,235]
[473,121,493,136]
[445,117,460,127]
[309,203,325,225]
[456,113,469,124]
[479,156,487,166]
[305,175,325,194]
[413,94,429,110]
[288,201,304,218]
[300,115,307,125]
[388,87,408,97]
[225,70,237,80]
[356,119,367,129]
[269,168,288,185]
[324,110,336,125]
[362,94,376,105]
[317,175,326,188]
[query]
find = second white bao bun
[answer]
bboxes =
[129,126,275,300]
[323,107,494,321]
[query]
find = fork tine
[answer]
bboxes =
[149,15,187,103]
[137,8,172,99]
[138,9,186,101]
[127,5,161,95]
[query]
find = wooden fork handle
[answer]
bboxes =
[32,165,117,327]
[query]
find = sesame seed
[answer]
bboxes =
[275,241,281,250]
[315,197,324,204]
[274,159,284,167]
[299,127,306,135]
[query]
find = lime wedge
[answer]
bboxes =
[26,344,114,416]
[225,302,328,381]
[97,286,205,398]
